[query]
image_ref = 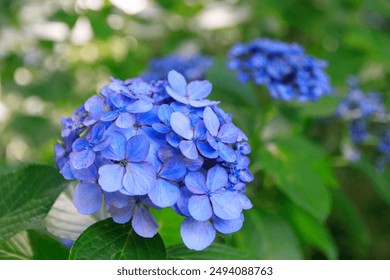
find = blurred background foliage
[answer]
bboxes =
[0,0,390,259]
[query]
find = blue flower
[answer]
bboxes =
[166,70,219,107]
[228,38,331,102]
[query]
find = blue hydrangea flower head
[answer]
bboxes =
[141,54,214,82]
[227,38,332,102]
[55,70,253,251]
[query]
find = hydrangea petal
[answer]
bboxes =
[188,195,213,221]
[98,164,124,192]
[203,107,220,136]
[115,112,135,128]
[234,191,253,210]
[126,100,153,113]
[132,206,158,238]
[185,172,207,194]
[166,87,189,104]
[109,204,135,224]
[218,142,236,162]
[186,80,212,100]
[167,70,187,96]
[73,182,102,215]
[175,187,191,216]
[123,162,156,195]
[100,111,119,122]
[213,214,244,234]
[72,138,88,152]
[148,178,180,207]
[157,104,174,125]
[170,112,193,140]
[180,217,216,251]
[166,132,180,148]
[218,123,238,144]
[159,158,186,181]
[189,99,220,108]
[125,135,150,162]
[71,149,95,169]
[179,140,198,160]
[104,191,130,208]
[206,165,228,192]
[210,191,242,220]
[197,141,219,159]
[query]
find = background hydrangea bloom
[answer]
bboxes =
[227,38,332,102]
[55,70,253,251]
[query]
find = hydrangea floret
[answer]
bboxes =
[227,38,331,102]
[55,70,253,250]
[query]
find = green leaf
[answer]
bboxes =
[354,160,390,206]
[234,210,302,259]
[0,164,66,243]
[167,243,252,260]
[0,230,69,260]
[150,207,184,247]
[69,218,166,260]
[260,136,334,221]
[285,203,338,260]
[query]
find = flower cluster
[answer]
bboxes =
[141,54,213,82]
[55,70,253,250]
[336,78,389,168]
[227,38,331,102]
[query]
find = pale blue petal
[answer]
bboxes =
[100,111,119,122]
[184,156,204,171]
[180,217,216,251]
[206,132,219,150]
[159,157,186,181]
[203,107,220,136]
[104,191,130,208]
[115,112,135,128]
[196,141,219,159]
[188,195,212,221]
[206,165,228,192]
[239,170,254,182]
[148,178,180,207]
[84,95,105,119]
[100,132,126,161]
[235,191,253,210]
[218,142,236,162]
[93,135,112,152]
[187,80,212,100]
[167,70,187,96]
[166,86,189,104]
[110,93,126,108]
[175,187,191,216]
[170,112,193,140]
[109,204,135,224]
[189,99,220,108]
[218,123,238,144]
[184,172,207,194]
[193,120,207,139]
[157,104,174,125]
[125,135,150,162]
[213,214,244,234]
[60,162,75,180]
[179,140,198,160]
[210,191,242,220]
[132,206,158,238]
[152,123,171,133]
[123,162,156,195]
[126,100,153,113]
[73,182,102,215]
[71,162,97,181]
[98,164,124,192]
[157,145,179,162]
[71,149,95,169]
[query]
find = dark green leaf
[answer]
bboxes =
[234,210,302,259]
[0,164,66,243]
[69,218,166,260]
[0,230,69,260]
[260,136,334,221]
[167,243,252,260]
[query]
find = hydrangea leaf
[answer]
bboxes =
[69,218,166,260]
[0,164,66,243]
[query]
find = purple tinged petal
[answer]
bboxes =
[132,206,158,238]
[185,172,207,194]
[84,95,105,119]
[110,94,126,108]
[170,112,193,140]
[93,135,112,152]
[218,123,238,144]
[98,164,125,192]
[179,140,198,160]
[125,135,150,162]
[157,145,179,162]
[239,170,254,182]
[187,80,212,100]
[157,104,174,125]
[167,70,187,96]
[73,181,102,215]
[159,157,187,181]
[100,111,119,122]
[71,149,95,169]
[210,191,242,220]
[100,132,126,161]
[109,203,135,224]
[235,191,253,210]
[206,165,228,192]
[203,107,220,136]
[188,99,220,108]
[60,162,75,180]
[175,187,191,216]
[71,162,98,181]
[180,217,216,251]
[90,123,105,143]
[126,100,153,113]
[148,178,180,207]
[166,86,189,104]
[196,141,219,159]
[184,156,204,171]
[213,214,244,234]
[104,191,130,208]
[123,162,156,195]
[115,112,135,128]
[72,138,88,152]
[218,142,236,162]
[188,195,213,221]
